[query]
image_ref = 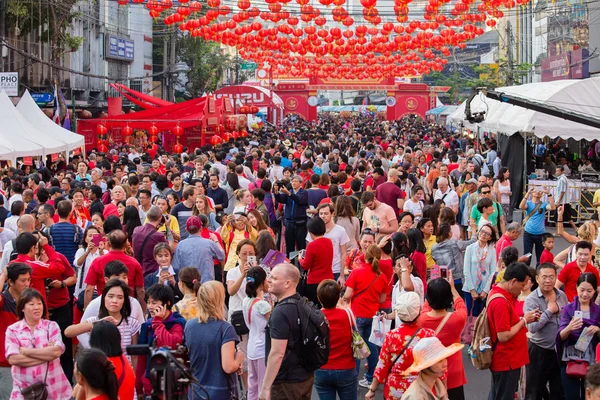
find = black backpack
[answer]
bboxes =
[278,296,330,372]
[9,239,18,262]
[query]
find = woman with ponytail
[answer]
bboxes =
[242,267,272,400]
[173,266,201,320]
[73,348,119,400]
[342,244,389,389]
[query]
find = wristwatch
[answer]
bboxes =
[401,268,408,273]
[60,281,66,288]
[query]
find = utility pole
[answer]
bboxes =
[0,0,6,72]
[168,30,176,101]
[506,21,515,86]
[162,36,168,100]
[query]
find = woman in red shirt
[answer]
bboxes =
[418,274,468,399]
[73,348,120,400]
[343,244,388,388]
[314,280,358,399]
[300,217,334,306]
[89,321,136,400]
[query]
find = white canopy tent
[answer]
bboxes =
[0,90,48,165]
[16,90,85,160]
[446,77,600,141]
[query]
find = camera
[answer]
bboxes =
[126,344,206,400]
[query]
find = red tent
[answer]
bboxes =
[77,95,231,151]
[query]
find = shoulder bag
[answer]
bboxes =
[522,202,542,227]
[435,312,453,335]
[21,329,50,400]
[387,327,422,375]
[345,308,370,360]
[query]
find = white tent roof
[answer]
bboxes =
[0,91,49,164]
[446,77,600,141]
[16,90,85,154]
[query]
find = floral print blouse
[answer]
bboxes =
[373,324,436,399]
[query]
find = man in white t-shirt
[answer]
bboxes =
[307,203,350,287]
[78,263,145,348]
[434,177,459,214]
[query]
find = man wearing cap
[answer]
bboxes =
[487,262,539,400]
[172,216,225,283]
[132,206,170,288]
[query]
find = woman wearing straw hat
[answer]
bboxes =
[366,292,436,400]
[401,337,464,400]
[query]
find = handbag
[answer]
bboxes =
[461,304,476,344]
[21,329,50,400]
[230,310,249,336]
[345,308,370,360]
[435,312,452,335]
[566,360,589,378]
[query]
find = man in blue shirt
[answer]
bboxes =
[49,200,83,269]
[520,186,555,266]
[207,174,228,217]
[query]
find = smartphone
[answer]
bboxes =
[574,311,583,320]
[161,266,169,274]
[92,234,102,247]
[430,265,440,280]
[523,253,532,259]
[247,256,257,266]
[440,266,448,280]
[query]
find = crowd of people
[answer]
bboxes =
[0,114,600,400]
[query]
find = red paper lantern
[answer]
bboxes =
[122,126,133,136]
[222,132,232,142]
[240,130,248,138]
[118,0,128,5]
[98,144,108,153]
[96,124,107,135]
[172,143,184,153]
[172,125,184,137]
[250,106,259,114]
[210,135,223,145]
[148,125,158,136]
[149,135,159,143]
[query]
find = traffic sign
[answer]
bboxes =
[31,93,54,104]
[241,62,257,70]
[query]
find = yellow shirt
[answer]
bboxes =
[424,235,437,268]
[594,188,600,213]
[144,216,180,237]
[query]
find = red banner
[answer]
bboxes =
[23,157,33,166]
[51,154,59,162]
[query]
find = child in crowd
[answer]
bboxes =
[137,284,186,396]
[539,233,555,265]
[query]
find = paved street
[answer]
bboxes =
[312,217,573,399]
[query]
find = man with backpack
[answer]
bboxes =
[260,263,329,400]
[486,262,539,400]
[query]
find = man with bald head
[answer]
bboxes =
[0,214,36,270]
[434,176,459,214]
[83,229,146,312]
[260,263,314,400]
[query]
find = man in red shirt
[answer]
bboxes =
[487,262,539,400]
[83,229,146,313]
[0,262,31,398]
[495,222,528,262]
[556,241,600,301]
[12,232,65,304]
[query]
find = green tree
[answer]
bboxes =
[7,0,84,114]
[178,37,232,98]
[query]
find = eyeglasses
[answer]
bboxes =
[481,191,491,195]
[479,231,492,237]
[362,228,375,234]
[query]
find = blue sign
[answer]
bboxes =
[31,93,54,104]
[105,35,134,62]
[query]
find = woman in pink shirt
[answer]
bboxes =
[6,288,72,400]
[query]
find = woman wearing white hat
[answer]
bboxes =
[401,337,464,400]
[366,292,436,400]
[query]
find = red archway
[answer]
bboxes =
[274,78,440,121]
